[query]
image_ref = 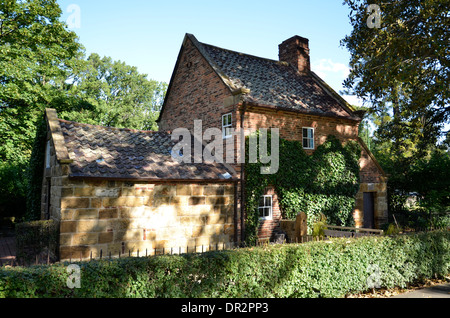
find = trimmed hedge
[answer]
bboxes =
[0,231,448,298]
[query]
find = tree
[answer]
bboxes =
[60,53,167,131]
[0,0,82,163]
[341,0,449,159]
[1,1,167,220]
[0,0,83,220]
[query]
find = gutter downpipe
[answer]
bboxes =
[240,101,247,245]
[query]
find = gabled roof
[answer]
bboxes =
[159,33,362,122]
[45,109,236,182]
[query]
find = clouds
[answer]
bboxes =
[312,58,350,80]
[312,59,362,107]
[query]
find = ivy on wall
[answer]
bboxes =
[244,134,361,245]
[25,116,48,221]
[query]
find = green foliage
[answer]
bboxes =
[380,149,450,231]
[24,116,47,221]
[0,160,27,220]
[0,231,448,298]
[342,0,449,157]
[0,0,82,163]
[244,134,361,244]
[0,1,168,220]
[0,0,83,220]
[59,53,167,131]
[312,213,327,237]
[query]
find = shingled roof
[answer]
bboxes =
[161,34,361,121]
[45,109,236,181]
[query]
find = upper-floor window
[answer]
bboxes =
[259,195,273,220]
[222,113,232,139]
[302,127,314,149]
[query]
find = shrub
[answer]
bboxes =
[0,230,448,298]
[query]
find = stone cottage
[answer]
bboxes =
[42,108,237,260]
[41,34,388,260]
[157,34,388,240]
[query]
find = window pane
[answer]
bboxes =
[259,196,265,206]
[223,113,231,126]
[259,195,273,218]
[303,138,308,148]
[303,128,313,138]
[302,128,314,148]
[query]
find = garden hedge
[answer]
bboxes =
[0,231,448,298]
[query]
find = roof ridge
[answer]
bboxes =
[199,41,288,66]
[160,34,361,122]
[57,118,165,135]
[195,35,360,121]
[185,34,239,92]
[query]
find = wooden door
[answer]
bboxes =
[363,192,375,229]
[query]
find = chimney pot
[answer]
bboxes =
[278,36,310,75]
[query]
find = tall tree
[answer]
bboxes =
[0,0,83,219]
[1,1,167,220]
[341,0,449,159]
[60,53,167,131]
[0,0,82,162]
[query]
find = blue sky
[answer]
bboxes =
[57,0,361,105]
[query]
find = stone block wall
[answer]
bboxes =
[57,181,236,260]
[353,182,388,229]
[41,122,70,222]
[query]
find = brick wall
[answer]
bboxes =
[257,186,282,240]
[158,36,234,133]
[359,148,383,184]
[240,106,360,149]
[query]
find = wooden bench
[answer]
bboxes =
[323,229,353,238]
[324,225,383,238]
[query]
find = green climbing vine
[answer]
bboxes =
[244,133,361,245]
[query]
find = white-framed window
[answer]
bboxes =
[258,195,273,220]
[222,113,232,139]
[302,127,314,149]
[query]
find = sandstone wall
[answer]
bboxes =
[56,180,235,260]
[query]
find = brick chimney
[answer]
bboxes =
[278,35,310,75]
